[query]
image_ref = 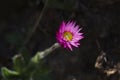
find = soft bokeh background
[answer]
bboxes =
[0,0,120,80]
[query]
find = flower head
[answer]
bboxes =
[56,21,84,51]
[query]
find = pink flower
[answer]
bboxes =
[56,21,84,51]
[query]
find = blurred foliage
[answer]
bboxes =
[2,67,19,80]
[1,52,52,80]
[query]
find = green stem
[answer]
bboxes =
[31,43,60,63]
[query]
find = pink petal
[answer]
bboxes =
[67,42,73,51]
[70,42,78,47]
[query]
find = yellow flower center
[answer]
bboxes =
[63,31,73,41]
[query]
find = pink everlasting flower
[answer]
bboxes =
[56,21,83,51]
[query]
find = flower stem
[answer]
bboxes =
[39,43,60,59]
[31,43,60,63]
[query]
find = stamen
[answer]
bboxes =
[63,31,73,41]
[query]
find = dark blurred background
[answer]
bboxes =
[0,0,120,80]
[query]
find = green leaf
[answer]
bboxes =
[1,67,19,80]
[31,52,42,64]
[12,54,26,73]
